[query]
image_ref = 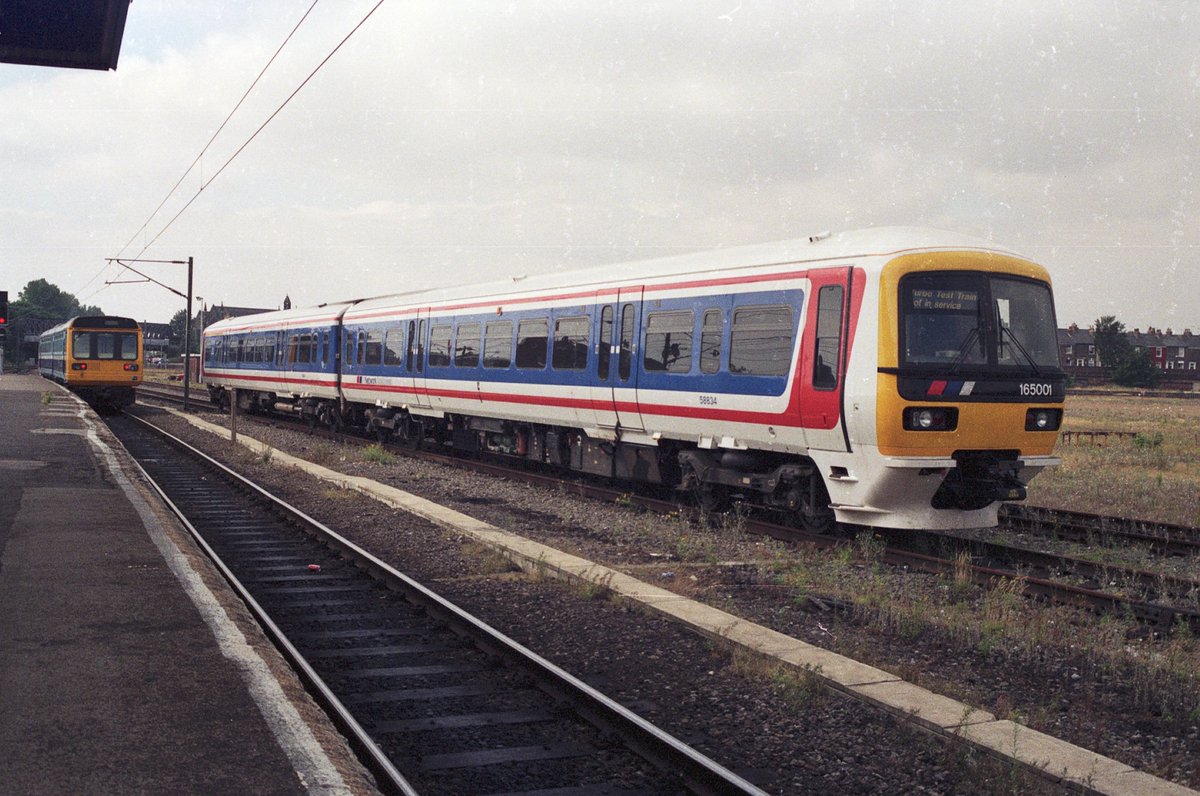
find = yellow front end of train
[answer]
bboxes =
[40,316,143,409]
[875,251,1064,513]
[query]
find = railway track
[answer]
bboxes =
[1000,503,1200,558]
[135,387,1200,632]
[107,411,763,796]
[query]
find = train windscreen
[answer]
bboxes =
[900,273,1058,370]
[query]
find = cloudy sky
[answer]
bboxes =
[2,1,1196,332]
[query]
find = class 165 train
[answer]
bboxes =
[39,315,144,409]
[201,227,1065,530]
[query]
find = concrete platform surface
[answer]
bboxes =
[0,375,377,796]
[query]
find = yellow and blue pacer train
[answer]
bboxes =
[39,315,143,409]
[202,227,1065,530]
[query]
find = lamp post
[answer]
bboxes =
[105,255,194,411]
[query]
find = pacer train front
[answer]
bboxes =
[833,246,1064,529]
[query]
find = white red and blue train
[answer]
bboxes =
[201,227,1065,530]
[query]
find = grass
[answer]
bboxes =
[362,443,395,465]
[1026,393,1200,526]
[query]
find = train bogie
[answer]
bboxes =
[202,227,1065,530]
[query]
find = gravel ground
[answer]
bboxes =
[136,404,1198,793]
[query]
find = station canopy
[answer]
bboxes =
[0,0,131,71]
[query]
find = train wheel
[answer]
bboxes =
[374,424,392,444]
[795,479,835,533]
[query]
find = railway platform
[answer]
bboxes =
[0,374,375,796]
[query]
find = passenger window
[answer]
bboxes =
[428,324,452,367]
[384,327,404,366]
[643,310,694,373]
[365,329,384,364]
[730,305,793,376]
[700,309,723,374]
[406,321,416,371]
[484,321,513,368]
[455,323,481,367]
[552,316,589,370]
[813,286,844,390]
[598,306,614,379]
[516,319,549,369]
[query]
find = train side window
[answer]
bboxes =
[406,321,416,371]
[365,329,384,364]
[813,285,844,390]
[354,331,364,365]
[643,310,694,373]
[384,327,404,366]
[428,324,452,367]
[618,304,634,381]
[700,309,723,374]
[516,319,549,369]
[265,336,275,365]
[552,316,589,370]
[730,305,793,376]
[598,306,614,379]
[455,323,481,367]
[484,320,513,368]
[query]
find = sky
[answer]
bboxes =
[1,0,1197,332]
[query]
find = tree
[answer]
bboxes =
[1112,348,1162,388]
[1092,315,1161,388]
[2,279,104,367]
[1092,315,1127,368]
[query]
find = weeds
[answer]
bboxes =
[362,443,395,465]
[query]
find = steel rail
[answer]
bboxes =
[116,411,765,796]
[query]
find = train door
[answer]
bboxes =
[592,288,645,434]
[799,267,854,452]
[405,310,431,410]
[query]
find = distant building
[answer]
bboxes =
[1058,323,1200,386]
[1128,327,1200,374]
[141,321,171,359]
[199,303,274,326]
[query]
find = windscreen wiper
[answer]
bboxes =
[1000,326,1042,375]
[949,318,984,374]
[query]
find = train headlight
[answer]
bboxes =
[903,407,958,431]
[1025,408,1062,431]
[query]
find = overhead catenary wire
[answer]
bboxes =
[79,1,324,302]
[100,0,387,293]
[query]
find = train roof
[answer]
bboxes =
[40,315,141,337]
[344,226,1029,317]
[205,226,1034,333]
